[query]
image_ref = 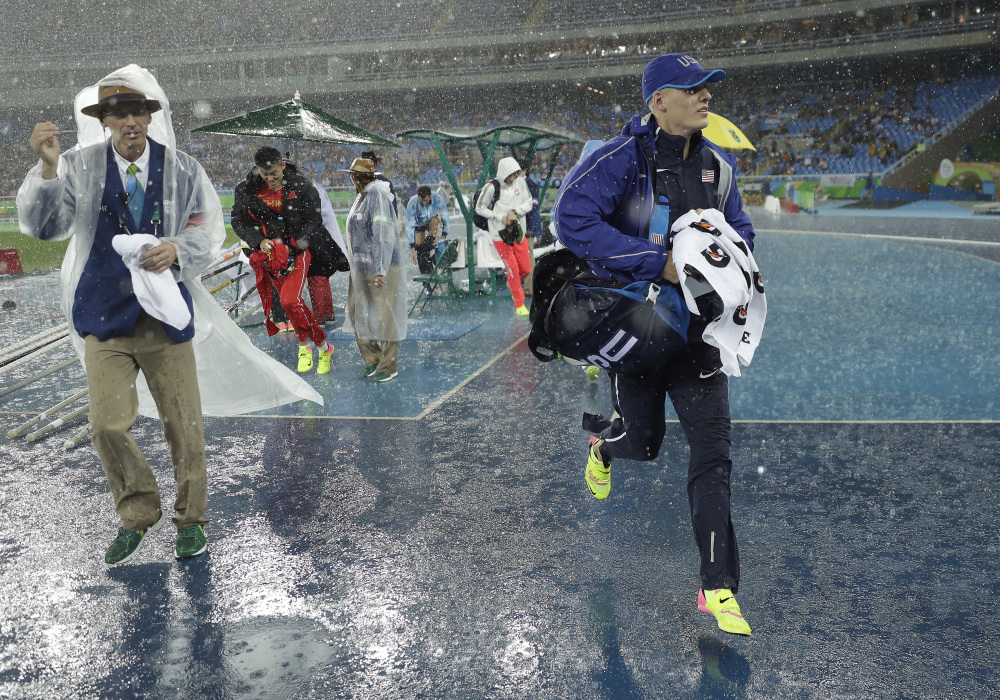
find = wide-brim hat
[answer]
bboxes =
[80,84,163,119]
[342,157,376,176]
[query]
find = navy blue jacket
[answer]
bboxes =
[554,113,754,285]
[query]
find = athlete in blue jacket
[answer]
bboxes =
[553,53,755,637]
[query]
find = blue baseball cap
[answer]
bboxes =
[642,54,726,104]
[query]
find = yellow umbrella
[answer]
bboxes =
[703,112,756,151]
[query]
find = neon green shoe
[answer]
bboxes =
[585,436,611,499]
[317,343,334,375]
[297,345,313,373]
[514,305,529,316]
[104,510,165,565]
[698,588,752,636]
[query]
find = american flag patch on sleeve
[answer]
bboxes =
[702,169,715,183]
[650,233,665,247]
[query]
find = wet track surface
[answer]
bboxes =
[0,212,998,698]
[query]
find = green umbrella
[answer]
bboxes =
[191,93,397,148]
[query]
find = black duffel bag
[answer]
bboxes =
[528,249,690,379]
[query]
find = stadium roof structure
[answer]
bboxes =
[395,126,582,285]
[191,93,397,147]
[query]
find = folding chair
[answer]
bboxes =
[410,239,460,314]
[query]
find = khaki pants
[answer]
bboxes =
[85,313,207,531]
[349,265,402,374]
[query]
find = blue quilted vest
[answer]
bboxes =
[72,139,194,342]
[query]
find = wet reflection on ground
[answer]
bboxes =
[0,214,998,697]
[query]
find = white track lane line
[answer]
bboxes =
[758,228,1000,247]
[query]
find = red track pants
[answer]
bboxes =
[493,237,532,308]
[308,276,333,324]
[251,249,327,347]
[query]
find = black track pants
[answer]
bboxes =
[585,345,740,592]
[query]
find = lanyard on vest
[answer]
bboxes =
[636,135,666,243]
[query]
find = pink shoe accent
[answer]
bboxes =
[699,589,747,621]
[588,436,605,466]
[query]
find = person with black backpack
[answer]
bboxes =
[474,156,533,316]
[553,53,756,637]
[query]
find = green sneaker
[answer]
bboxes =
[362,363,379,378]
[373,370,397,383]
[175,524,208,559]
[105,510,165,565]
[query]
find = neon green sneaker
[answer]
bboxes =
[317,343,334,375]
[175,525,208,559]
[105,510,165,565]
[585,436,611,500]
[698,588,752,636]
[514,305,529,317]
[297,345,313,373]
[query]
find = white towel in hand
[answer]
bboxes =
[112,233,192,331]
[670,209,766,377]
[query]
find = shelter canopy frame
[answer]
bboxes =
[395,125,581,291]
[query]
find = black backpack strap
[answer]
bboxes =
[490,178,500,209]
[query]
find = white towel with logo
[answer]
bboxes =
[670,209,766,377]
[112,233,192,331]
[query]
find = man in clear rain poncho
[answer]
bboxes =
[17,65,322,566]
[341,157,407,383]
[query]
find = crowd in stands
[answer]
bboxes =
[211,11,987,89]
[4,0,901,59]
[2,74,998,199]
[761,75,1000,177]
[5,0,990,64]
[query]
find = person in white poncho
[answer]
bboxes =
[16,64,321,567]
[341,157,407,383]
[475,156,533,316]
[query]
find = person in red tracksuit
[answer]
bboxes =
[231,146,349,374]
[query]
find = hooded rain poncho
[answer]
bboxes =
[16,64,322,416]
[342,179,408,342]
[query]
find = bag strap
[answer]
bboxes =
[636,135,657,240]
[646,282,661,304]
[490,178,500,209]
